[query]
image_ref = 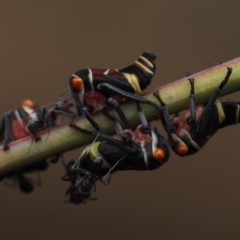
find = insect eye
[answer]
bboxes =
[154,148,165,161]
[72,77,84,92]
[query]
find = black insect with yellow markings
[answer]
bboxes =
[154,67,234,156]
[70,101,169,172]
[67,102,169,203]
[68,51,157,130]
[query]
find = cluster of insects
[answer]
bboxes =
[0,51,238,204]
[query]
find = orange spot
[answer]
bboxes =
[72,77,83,92]
[154,148,165,161]
[176,145,188,156]
[22,99,35,109]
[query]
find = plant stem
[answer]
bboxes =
[1,57,240,175]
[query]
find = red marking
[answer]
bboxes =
[173,104,219,149]
[172,105,205,135]
[84,91,125,113]
[11,120,31,140]
[114,125,152,146]
[172,116,192,135]
[91,69,126,81]
[131,125,152,144]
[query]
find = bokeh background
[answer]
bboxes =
[0,1,240,239]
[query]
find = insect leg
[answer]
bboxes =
[27,107,47,142]
[3,112,14,150]
[101,108,132,142]
[107,97,151,134]
[153,91,176,133]
[27,121,42,142]
[80,106,101,131]
[105,97,134,129]
[69,121,139,154]
[0,115,5,143]
[197,67,232,133]
[135,101,151,133]
[68,84,83,117]
[61,159,79,195]
[188,78,196,126]
[98,80,159,109]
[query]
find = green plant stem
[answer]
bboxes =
[0,57,240,175]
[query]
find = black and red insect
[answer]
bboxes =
[67,103,169,203]
[0,98,74,150]
[68,51,157,130]
[70,102,169,172]
[27,98,74,142]
[153,67,234,156]
[0,99,39,150]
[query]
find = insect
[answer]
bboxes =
[27,99,74,142]
[62,158,110,204]
[61,159,84,204]
[67,98,169,203]
[1,159,49,193]
[0,99,39,150]
[70,104,169,174]
[153,67,233,156]
[68,51,157,130]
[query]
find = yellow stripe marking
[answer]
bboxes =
[134,61,153,75]
[216,101,225,124]
[139,56,154,68]
[122,73,141,95]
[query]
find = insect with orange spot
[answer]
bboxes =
[68,51,157,130]
[0,99,40,150]
[67,101,169,203]
[70,102,169,173]
[153,67,233,156]
[65,123,169,203]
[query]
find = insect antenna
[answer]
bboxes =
[86,132,100,155]
[101,156,125,185]
[58,87,69,98]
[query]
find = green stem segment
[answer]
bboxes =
[1,57,240,175]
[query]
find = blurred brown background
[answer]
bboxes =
[0,1,240,240]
